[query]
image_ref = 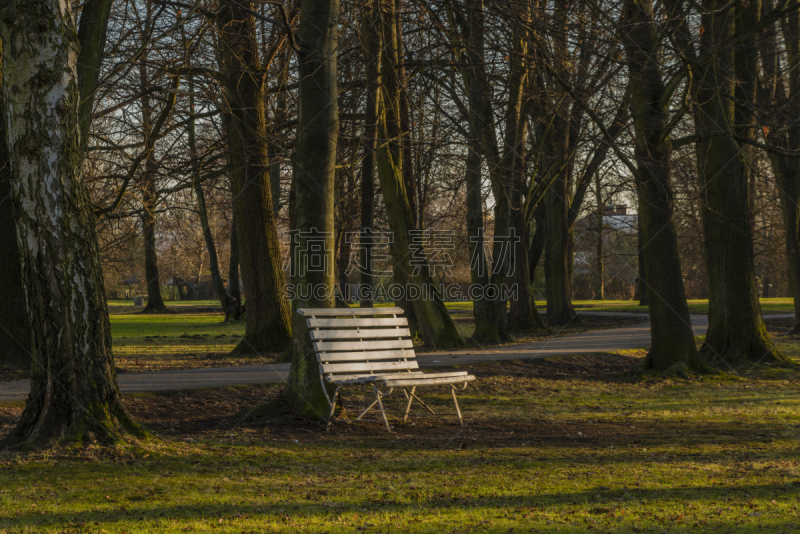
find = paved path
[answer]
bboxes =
[0,312,792,403]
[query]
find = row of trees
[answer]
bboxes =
[2,0,799,445]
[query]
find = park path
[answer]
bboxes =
[0,312,792,403]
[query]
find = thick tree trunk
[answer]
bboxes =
[282,0,341,419]
[693,0,787,365]
[622,0,707,374]
[1,0,144,446]
[217,0,291,354]
[0,39,31,370]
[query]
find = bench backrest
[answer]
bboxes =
[297,307,417,382]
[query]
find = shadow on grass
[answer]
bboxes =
[2,479,797,531]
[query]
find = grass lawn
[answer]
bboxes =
[566,298,796,315]
[0,341,798,533]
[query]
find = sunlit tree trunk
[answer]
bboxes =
[1,0,145,446]
[283,0,342,418]
[217,0,292,353]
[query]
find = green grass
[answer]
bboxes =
[566,298,796,315]
[0,351,798,533]
[109,314,249,373]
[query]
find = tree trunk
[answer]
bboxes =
[359,0,381,308]
[0,38,31,370]
[622,0,707,374]
[228,210,241,303]
[1,0,145,446]
[693,0,787,365]
[465,135,499,342]
[270,54,287,221]
[507,129,545,333]
[138,47,167,313]
[376,0,463,349]
[543,173,577,325]
[762,0,800,332]
[636,211,648,306]
[594,171,604,300]
[76,0,113,156]
[282,0,341,419]
[189,85,237,319]
[217,0,292,354]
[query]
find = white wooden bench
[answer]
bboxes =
[299,307,475,431]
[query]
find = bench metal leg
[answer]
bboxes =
[326,387,341,431]
[373,385,392,432]
[402,387,435,421]
[451,386,464,426]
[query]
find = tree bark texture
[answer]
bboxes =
[693,0,787,365]
[283,0,341,419]
[217,0,292,354]
[622,0,707,374]
[0,37,31,369]
[1,0,145,446]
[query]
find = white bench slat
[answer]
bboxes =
[318,349,415,362]
[307,317,408,328]
[383,375,477,387]
[325,371,470,382]
[321,360,418,374]
[310,328,411,340]
[314,339,413,352]
[298,307,404,316]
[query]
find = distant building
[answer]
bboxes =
[573,204,638,299]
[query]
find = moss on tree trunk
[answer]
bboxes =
[1,0,145,447]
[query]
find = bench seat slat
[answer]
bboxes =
[325,371,470,383]
[310,328,411,340]
[314,339,413,352]
[383,375,477,387]
[318,349,415,362]
[298,307,404,316]
[321,360,419,374]
[307,317,408,328]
